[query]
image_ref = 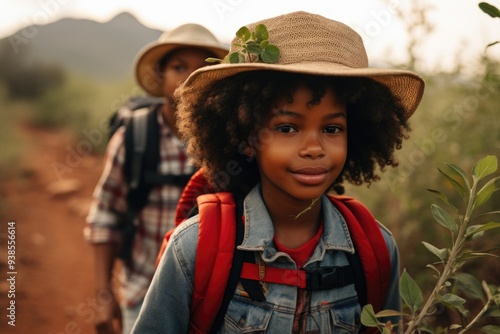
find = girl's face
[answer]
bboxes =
[159,47,213,100]
[253,84,347,203]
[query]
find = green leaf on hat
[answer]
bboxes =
[236,26,252,41]
[214,24,280,65]
[254,24,269,43]
[261,44,280,63]
[205,57,221,63]
[245,41,263,55]
[228,51,245,64]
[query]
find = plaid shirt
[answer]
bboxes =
[85,107,194,307]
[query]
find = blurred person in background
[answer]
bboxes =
[84,23,227,334]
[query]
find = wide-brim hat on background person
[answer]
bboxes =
[135,23,228,97]
[178,11,425,118]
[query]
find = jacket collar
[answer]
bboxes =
[239,185,355,257]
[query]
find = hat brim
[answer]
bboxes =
[135,42,229,97]
[181,62,424,118]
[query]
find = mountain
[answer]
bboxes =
[4,12,163,79]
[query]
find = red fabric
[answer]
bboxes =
[328,195,390,313]
[174,169,214,226]
[274,223,324,268]
[241,263,308,288]
[190,192,236,333]
[156,169,214,267]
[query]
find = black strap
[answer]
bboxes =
[123,107,159,207]
[108,96,165,140]
[119,106,193,265]
[125,96,165,111]
[346,250,367,307]
[240,253,266,301]
[118,210,138,267]
[305,265,355,290]
[118,108,158,264]
[143,171,193,186]
[210,198,245,334]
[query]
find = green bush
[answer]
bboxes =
[362,156,500,333]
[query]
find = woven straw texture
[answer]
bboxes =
[179,11,425,118]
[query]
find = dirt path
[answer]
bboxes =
[0,124,105,334]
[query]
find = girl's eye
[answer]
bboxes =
[172,65,187,72]
[276,124,297,133]
[324,125,343,134]
[166,62,187,73]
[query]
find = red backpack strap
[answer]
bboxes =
[175,169,215,226]
[328,195,391,313]
[188,192,236,334]
[156,169,214,267]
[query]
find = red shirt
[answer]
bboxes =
[274,223,324,333]
[274,223,324,269]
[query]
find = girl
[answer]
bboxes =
[132,11,424,333]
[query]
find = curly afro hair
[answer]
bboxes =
[175,71,410,196]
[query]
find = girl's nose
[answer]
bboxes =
[299,132,325,159]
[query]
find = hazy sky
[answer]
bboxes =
[3,0,500,72]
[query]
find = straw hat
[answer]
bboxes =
[179,11,425,118]
[134,23,228,97]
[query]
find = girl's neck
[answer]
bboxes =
[263,194,323,249]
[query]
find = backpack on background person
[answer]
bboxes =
[109,95,193,265]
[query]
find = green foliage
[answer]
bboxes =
[206,24,280,64]
[362,156,500,333]
[344,53,500,303]
[478,2,500,49]
[32,81,92,128]
[361,304,399,334]
[400,269,424,314]
[0,87,24,174]
[479,2,500,18]
[0,39,66,99]
[1,63,137,154]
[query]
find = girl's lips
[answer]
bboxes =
[291,168,329,185]
[293,167,328,174]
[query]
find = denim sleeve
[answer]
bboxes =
[379,224,402,326]
[131,217,198,333]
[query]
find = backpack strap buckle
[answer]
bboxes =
[305,266,355,290]
[258,255,265,280]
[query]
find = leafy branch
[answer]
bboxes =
[362,155,500,333]
[479,2,500,49]
[206,24,280,64]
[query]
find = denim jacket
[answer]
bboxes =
[132,185,401,333]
